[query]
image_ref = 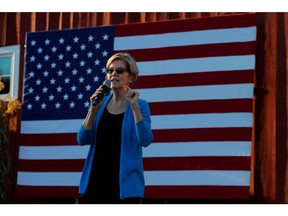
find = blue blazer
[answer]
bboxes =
[77,92,153,199]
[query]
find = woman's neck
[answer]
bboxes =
[107,90,127,114]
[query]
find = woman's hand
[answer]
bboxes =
[124,85,139,107]
[124,86,142,123]
[90,85,105,110]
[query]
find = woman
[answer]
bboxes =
[77,53,153,204]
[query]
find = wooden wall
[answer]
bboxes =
[0,12,288,203]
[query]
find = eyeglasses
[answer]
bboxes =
[106,67,129,74]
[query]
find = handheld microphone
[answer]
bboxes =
[92,80,111,106]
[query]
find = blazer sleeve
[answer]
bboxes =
[77,125,93,146]
[135,99,153,147]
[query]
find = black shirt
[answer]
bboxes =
[85,108,125,202]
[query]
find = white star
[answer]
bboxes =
[45,39,50,45]
[44,55,50,61]
[86,68,92,74]
[36,79,41,85]
[51,62,56,68]
[72,69,78,75]
[80,60,85,67]
[30,56,36,62]
[73,53,78,59]
[37,63,42,69]
[27,103,33,109]
[63,94,69,100]
[78,93,83,99]
[87,51,93,58]
[35,95,40,101]
[93,75,99,82]
[101,67,106,73]
[102,50,108,57]
[59,38,65,44]
[55,102,61,109]
[41,103,47,109]
[31,40,36,46]
[84,101,90,107]
[52,46,57,52]
[88,35,94,41]
[65,61,71,67]
[58,54,64,60]
[49,94,55,101]
[57,86,62,92]
[42,87,48,93]
[28,87,34,94]
[71,85,77,91]
[73,37,79,43]
[50,78,56,84]
[80,44,86,50]
[29,71,35,77]
[37,47,43,53]
[85,84,91,91]
[64,77,70,84]
[79,77,85,83]
[66,45,72,51]
[95,43,101,49]
[69,102,75,108]
[43,71,49,77]
[103,34,109,40]
[94,59,100,65]
[57,70,63,76]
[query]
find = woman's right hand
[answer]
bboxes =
[90,85,105,110]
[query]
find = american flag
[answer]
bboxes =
[17,13,256,199]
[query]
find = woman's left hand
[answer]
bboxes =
[124,86,139,106]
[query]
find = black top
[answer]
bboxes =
[85,108,125,202]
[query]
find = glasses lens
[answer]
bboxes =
[106,68,114,74]
[106,67,126,74]
[115,68,125,74]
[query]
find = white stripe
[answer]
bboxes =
[151,113,253,129]
[18,141,251,160]
[17,170,250,186]
[20,111,252,134]
[144,170,250,186]
[17,171,81,186]
[18,145,90,160]
[114,27,256,50]
[138,84,254,103]
[137,55,255,76]
[143,141,251,157]
[20,119,82,134]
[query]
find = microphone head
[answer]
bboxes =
[103,79,111,88]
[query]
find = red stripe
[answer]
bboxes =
[17,156,250,172]
[124,42,256,62]
[134,70,255,89]
[16,185,80,198]
[16,185,250,199]
[17,159,85,172]
[20,127,252,147]
[149,99,253,115]
[115,13,256,37]
[145,185,250,199]
[144,156,251,171]
[20,133,78,146]
[153,128,252,142]
[20,128,252,147]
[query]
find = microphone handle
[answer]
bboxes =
[92,84,110,106]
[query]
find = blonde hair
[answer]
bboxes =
[106,52,139,86]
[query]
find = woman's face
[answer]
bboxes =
[106,59,133,90]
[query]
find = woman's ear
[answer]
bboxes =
[129,73,135,85]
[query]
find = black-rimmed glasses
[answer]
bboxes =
[106,67,129,74]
